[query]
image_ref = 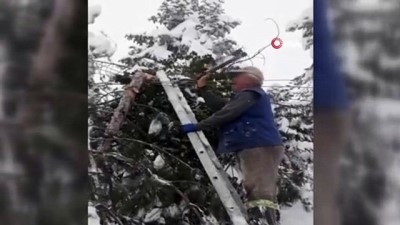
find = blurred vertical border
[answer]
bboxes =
[0,0,88,225]
[315,0,400,225]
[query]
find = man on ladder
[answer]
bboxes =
[180,66,284,225]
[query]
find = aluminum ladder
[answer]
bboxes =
[157,70,249,225]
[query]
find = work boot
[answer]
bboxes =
[248,206,266,225]
[264,207,278,225]
[247,206,279,225]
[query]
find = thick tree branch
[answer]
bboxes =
[97,72,154,153]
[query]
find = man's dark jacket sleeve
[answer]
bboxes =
[196,89,260,130]
[197,87,228,112]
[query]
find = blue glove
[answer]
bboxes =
[181,123,198,133]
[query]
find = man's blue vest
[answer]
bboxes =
[217,87,283,153]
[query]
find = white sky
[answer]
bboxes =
[89,0,312,83]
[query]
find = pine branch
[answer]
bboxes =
[91,137,195,171]
[146,169,205,224]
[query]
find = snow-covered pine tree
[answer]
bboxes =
[270,67,313,211]
[269,7,313,211]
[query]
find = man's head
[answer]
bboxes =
[227,66,264,92]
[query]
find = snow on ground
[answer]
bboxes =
[280,202,313,225]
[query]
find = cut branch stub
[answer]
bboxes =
[97,71,154,153]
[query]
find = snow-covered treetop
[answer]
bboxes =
[88,4,102,24]
[286,7,313,52]
[124,0,240,69]
[88,4,117,59]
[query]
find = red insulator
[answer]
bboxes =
[271,37,283,49]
